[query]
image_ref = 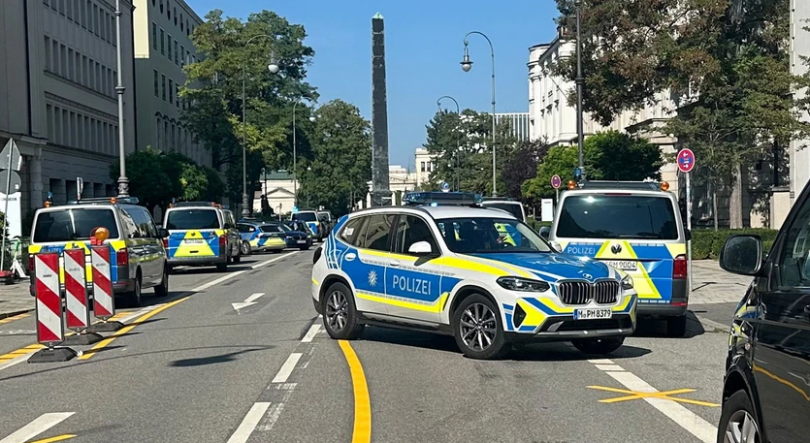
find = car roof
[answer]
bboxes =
[347,205,517,221]
[166,205,219,210]
[563,189,675,198]
[481,200,522,205]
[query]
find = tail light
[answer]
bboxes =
[219,235,227,250]
[162,238,168,248]
[28,255,35,272]
[116,248,129,267]
[673,254,687,279]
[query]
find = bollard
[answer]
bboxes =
[87,245,122,332]
[29,252,77,363]
[62,249,102,345]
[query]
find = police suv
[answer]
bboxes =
[311,194,637,360]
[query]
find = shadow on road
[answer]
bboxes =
[168,347,269,367]
[632,311,708,339]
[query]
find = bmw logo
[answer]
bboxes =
[582,273,593,280]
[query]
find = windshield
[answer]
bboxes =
[482,202,524,220]
[166,209,221,230]
[33,208,120,243]
[294,212,317,222]
[260,224,284,233]
[556,195,679,240]
[435,217,551,254]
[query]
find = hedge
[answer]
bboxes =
[691,229,777,260]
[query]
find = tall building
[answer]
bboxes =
[494,112,530,142]
[0,0,136,223]
[132,0,208,166]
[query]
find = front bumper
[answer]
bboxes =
[505,314,635,343]
[167,255,227,266]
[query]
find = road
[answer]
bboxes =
[0,248,738,443]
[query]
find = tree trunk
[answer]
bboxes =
[729,162,744,229]
[711,179,719,231]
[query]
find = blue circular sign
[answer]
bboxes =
[441,182,450,192]
[677,149,696,173]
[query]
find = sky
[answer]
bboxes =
[185,0,561,169]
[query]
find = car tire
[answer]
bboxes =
[452,294,509,360]
[717,389,759,443]
[321,282,364,340]
[299,245,310,251]
[572,337,625,355]
[216,262,228,272]
[240,241,251,256]
[124,276,142,308]
[667,315,688,337]
[154,266,169,297]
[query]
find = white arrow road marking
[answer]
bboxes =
[232,293,265,312]
[226,402,270,443]
[0,412,75,443]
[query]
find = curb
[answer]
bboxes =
[0,309,33,320]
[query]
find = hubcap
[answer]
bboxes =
[724,410,759,443]
[325,291,349,332]
[460,303,497,352]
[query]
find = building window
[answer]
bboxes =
[159,0,163,13]
[75,51,81,83]
[167,35,172,60]
[70,112,77,147]
[85,1,91,31]
[169,79,174,104]
[95,61,101,91]
[164,121,169,149]
[84,116,90,149]
[180,15,184,31]
[174,8,177,25]
[153,70,159,97]
[66,0,73,20]
[46,105,54,138]
[180,45,185,67]
[421,162,425,172]
[62,110,69,146]
[58,0,65,14]
[174,41,179,65]
[175,85,180,108]
[59,44,67,76]
[161,74,166,100]
[83,56,89,85]
[92,4,98,35]
[152,23,157,50]
[160,29,165,55]
[44,37,52,71]
[110,15,115,46]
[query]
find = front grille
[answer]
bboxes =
[557,280,620,305]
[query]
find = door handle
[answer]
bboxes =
[345,253,356,261]
[389,260,401,267]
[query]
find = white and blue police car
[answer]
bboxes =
[310,204,637,360]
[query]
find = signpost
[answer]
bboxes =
[551,174,562,203]
[677,148,695,293]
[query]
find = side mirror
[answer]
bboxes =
[158,228,169,238]
[408,241,436,257]
[539,226,550,239]
[719,235,763,276]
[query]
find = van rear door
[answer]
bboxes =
[164,208,224,258]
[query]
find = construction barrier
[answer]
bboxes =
[64,248,89,331]
[34,252,63,345]
[91,245,115,320]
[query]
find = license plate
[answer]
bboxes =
[574,308,613,320]
[297,240,307,244]
[185,239,204,244]
[603,260,638,271]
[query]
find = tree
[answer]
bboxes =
[182,9,318,208]
[422,109,518,195]
[297,100,371,216]
[502,140,549,204]
[523,144,581,201]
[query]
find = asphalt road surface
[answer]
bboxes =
[0,249,735,443]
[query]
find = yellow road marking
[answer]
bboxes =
[78,297,190,360]
[338,340,371,443]
[29,434,76,443]
[588,385,719,407]
[0,313,31,324]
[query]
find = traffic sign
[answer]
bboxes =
[0,139,22,172]
[574,167,582,180]
[292,206,299,214]
[0,170,22,193]
[551,175,562,189]
[677,149,696,173]
[441,182,450,192]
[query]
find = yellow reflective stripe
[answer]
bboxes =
[665,243,687,257]
[595,241,661,299]
[356,291,449,313]
[516,299,547,328]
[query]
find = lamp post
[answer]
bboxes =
[437,95,461,191]
[575,0,585,180]
[114,0,128,197]
[460,31,497,197]
[292,98,316,207]
[241,34,280,218]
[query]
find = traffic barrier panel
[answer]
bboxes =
[87,245,123,332]
[62,249,102,345]
[29,252,77,363]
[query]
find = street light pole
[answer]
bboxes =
[575,0,585,180]
[460,31,497,197]
[114,0,128,197]
[437,95,461,191]
[292,98,316,208]
[241,34,279,218]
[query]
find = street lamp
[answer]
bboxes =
[292,98,317,208]
[114,0,128,197]
[437,95,461,191]
[241,34,279,218]
[575,0,585,180]
[460,31,497,197]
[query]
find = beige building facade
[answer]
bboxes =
[0,0,136,223]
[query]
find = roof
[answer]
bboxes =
[346,205,517,221]
[262,170,295,181]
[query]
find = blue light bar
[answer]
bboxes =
[403,191,483,206]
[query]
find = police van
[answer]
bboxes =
[546,180,689,336]
[28,197,169,307]
[293,210,324,241]
[162,202,241,272]
[311,203,637,360]
[481,198,527,222]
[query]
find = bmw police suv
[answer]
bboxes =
[311,205,637,360]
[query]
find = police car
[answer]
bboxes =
[311,198,637,360]
[162,202,241,272]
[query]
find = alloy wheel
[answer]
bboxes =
[459,303,497,352]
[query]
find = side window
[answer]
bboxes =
[777,202,810,287]
[237,224,255,233]
[394,215,439,255]
[357,214,395,251]
[119,209,143,238]
[339,217,365,245]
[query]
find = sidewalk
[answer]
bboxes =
[690,259,750,305]
[0,281,31,318]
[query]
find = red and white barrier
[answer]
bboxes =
[63,249,89,331]
[34,252,64,345]
[91,245,115,320]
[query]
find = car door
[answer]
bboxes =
[128,207,162,285]
[753,196,810,443]
[224,210,240,256]
[340,214,394,316]
[385,214,444,323]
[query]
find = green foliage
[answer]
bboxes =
[502,140,549,204]
[523,144,581,201]
[109,147,224,209]
[691,228,778,260]
[297,100,371,216]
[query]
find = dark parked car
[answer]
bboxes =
[275,222,312,250]
[716,190,810,443]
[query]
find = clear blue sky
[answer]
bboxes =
[186,0,561,168]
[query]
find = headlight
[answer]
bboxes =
[496,276,550,292]
[621,274,634,290]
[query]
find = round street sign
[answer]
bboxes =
[0,170,22,194]
[551,174,562,189]
[441,182,450,192]
[677,149,696,173]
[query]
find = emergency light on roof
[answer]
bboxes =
[172,201,223,208]
[572,180,670,192]
[403,191,483,207]
[67,196,140,205]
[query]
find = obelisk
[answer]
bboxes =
[370,12,391,207]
